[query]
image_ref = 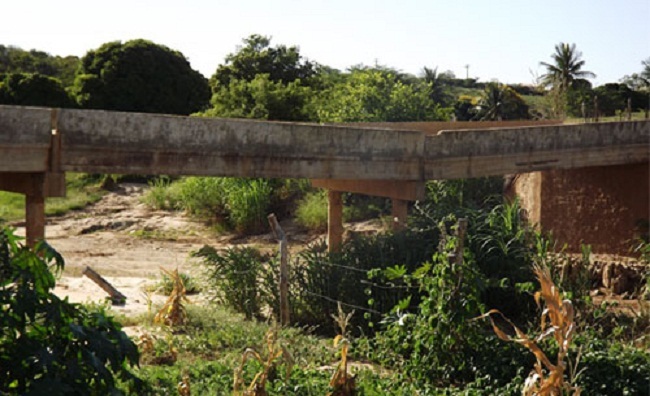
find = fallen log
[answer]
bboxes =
[82,266,127,305]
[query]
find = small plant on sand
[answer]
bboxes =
[233,327,294,396]
[476,264,582,395]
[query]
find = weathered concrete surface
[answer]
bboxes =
[424,121,649,179]
[311,179,425,201]
[57,108,424,180]
[0,106,52,172]
[338,120,561,135]
[0,106,648,181]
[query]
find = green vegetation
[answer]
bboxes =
[295,191,328,231]
[0,228,141,394]
[0,173,105,223]
[73,39,210,115]
[0,72,75,107]
[2,34,649,395]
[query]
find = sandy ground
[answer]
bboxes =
[13,183,256,316]
[12,183,370,318]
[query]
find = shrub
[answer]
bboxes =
[141,177,182,211]
[0,228,141,394]
[576,337,650,395]
[295,190,328,231]
[287,228,439,335]
[194,245,271,320]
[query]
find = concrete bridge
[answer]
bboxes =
[1,105,648,249]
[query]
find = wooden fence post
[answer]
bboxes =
[268,213,289,326]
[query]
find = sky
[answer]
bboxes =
[2,0,649,86]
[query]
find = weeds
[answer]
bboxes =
[476,264,581,395]
[233,327,294,396]
[154,268,190,327]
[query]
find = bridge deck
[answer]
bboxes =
[2,105,648,180]
[1,105,648,247]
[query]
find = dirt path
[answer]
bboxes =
[12,182,376,317]
[14,183,244,316]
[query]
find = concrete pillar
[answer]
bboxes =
[327,190,344,253]
[391,199,408,231]
[25,174,46,247]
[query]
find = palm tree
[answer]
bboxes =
[540,43,596,91]
[474,82,530,121]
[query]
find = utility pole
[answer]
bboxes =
[464,64,470,79]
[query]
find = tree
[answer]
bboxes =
[0,45,80,87]
[473,82,530,121]
[621,57,650,92]
[593,83,647,116]
[315,67,449,122]
[0,72,75,108]
[422,66,455,107]
[72,39,210,115]
[211,34,315,88]
[540,43,596,92]
[207,35,316,121]
[540,43,596,118]
[206,74,313,121]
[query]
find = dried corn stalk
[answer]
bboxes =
[328,302,356,396]
[154,268,190,327]
[233,327,293,396]
[475,264,581,396]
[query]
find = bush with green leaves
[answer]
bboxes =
[193,245,272,320]
[575,336,650,395]
[368,223,533,388]
[0,228,141,395]
[147,176,279,234]
[284,229,439,335]
[295,190,328,231]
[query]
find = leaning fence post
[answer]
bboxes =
[268,213,290,326]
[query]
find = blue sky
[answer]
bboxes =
[3,0,649,86]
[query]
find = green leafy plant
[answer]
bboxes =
[295,190,329,231]
[0,227,141,394]
[154,270,200,295]
[194,245,270,320]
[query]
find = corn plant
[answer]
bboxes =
[177,372,191,396]
[329,303,356,396]
[137,331,178,366]
[476,264,582,395]
[233,327,293,396]
[154,268,190,327]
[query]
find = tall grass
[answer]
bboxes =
[0,173,105,222]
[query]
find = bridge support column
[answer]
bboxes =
[391,199,408,230]
[327,190,344,253]
[25,173,46,248]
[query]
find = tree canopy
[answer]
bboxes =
[540,43,596,92]
[207,35,316,121]
[211,34,315,88]
[72,39,210,115]
[0,45,79,87]
[315,67,449,122]
[0,72,75,108]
